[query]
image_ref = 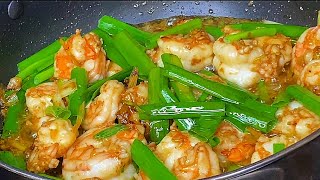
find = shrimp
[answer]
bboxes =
[106,61,123,78]
[54,29,107,83]
[26,117,77,173]
[213,121,256,167]
[148,30,214,72]
[117,82,148,124]
[291,26,320,95]
[274,101,320,139]
[62,124,146,180]
[212,34,292,88]
[82,80,125,130]
[25,80,76,119]
[155,129,221,179]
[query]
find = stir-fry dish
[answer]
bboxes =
[1,15,320,180]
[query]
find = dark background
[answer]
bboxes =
[0,1,320,179]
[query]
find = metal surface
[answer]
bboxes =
[0,1,320,179]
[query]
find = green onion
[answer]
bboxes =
[146,18,203,49]
[229,23,308,39]
[318,10,320,26]
[94,124,128,139]
[131,139,177,180]
[17,38,66,71]
[92,28,131,69]
[257,79,271,104]
[286,85,320,117]
[112,31,156,76]
[21,73,37,90]
[225,117,248,132]
[0,151,26,170]
[2,90,26,138]
[190,116,223,140]
[224,28,277,43]
[162,63,254,104]
[139,101,225,120]
[271,90,291,108]
[16,54,54,80]
[149,68,169,144]
[33,66,54,85]
[225,103,277,133]
[68,67,88,124]
[273,143,285,154]
[160,76,179,103]
[204,26,224,39]
[45,106,71,120]
[86,67,133,103]
[227,164,242,172]
[98,16,152,45]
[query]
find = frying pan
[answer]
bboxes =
[0,1,320,179]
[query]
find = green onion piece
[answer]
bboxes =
[224,28,277,43]
[112,31,156,76]
[0,151,26,170]
[189,131,220,147]
[162,63,254,104]
[160,76,179,103]
[92,28,131,69]
[38,174,63,180]
[146,18,203,49]
[273,143,285,154]
[21,73,37,90]
[286,85,320,117]
[33,66,54,85]
[227,164,242,172]
[271,90,291,108]
[139,101,225,120]
[205,26,224,39]
[149,68,169,144]
[98,16,152,45]
[68,67,88,124]
[318,10,320,26]
[225,117,248,133]
[86,67,133,103]
[17,38,66,71]
[190,116,223,140]
[131,139,177,180]
[2,90,26,138]
[229,23,308,39]
[45,106,71,120]
[94,124,128,139]
[198,92,210,102]
[16,54,54,80]
[225,103,277,133]
[257,79,271,104]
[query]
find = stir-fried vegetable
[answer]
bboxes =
[224,28,277,43]
[33,66,54,85]
[0,151,26,170]
[45,106,71,120]
[94,124,128,139]
[205,25,224,39]
[273,143,285,154]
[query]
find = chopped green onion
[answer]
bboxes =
[94,124,128,139]
[227,164,242,172]
[257,79,271,104]
[0,151,26,170]
[190,116,223,140]
[273,143,285,154]
[33,66,54,85]
[112,31,156,76]
[131,139,177,180]
[139,101,225,120]
[286,85,320,117]
[271,90,291,108]
[224,28,277,43]
[45,106,71,120]
[205,26,224,39]
[98,16,152,45]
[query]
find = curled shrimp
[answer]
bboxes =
[291,26,320,95]
[213,121,256,166]
[82,80,125,130]
[62,124,146,180]
[155,129,221,179]
[25,80,76,119]
[212,34,292,88]
[274,101,320,139]
[26,117,78,173]
[148,30,214,72]
[54,29,107,83]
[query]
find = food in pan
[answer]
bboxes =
[0,14,320,180]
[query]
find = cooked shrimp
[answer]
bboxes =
[274,101,320,139]
[26,117,77,173]
[213,121,256,166]
[250,134,289,163]
[212,34,292,88]
[149,30,214,72]
[291,26,320,95]
[54,29,107,83]
[62,124,146,180]
[155,129,221,179]
[25,80,76,118]
[82,80,125,130]
[106,61,123,77]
